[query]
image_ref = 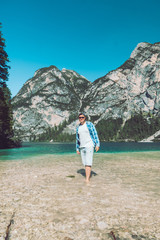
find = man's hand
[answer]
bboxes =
[95,146,99,152]
[77,150,80,155]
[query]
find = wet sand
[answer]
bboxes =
[0,152,160,240]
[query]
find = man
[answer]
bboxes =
[76,113,100,183]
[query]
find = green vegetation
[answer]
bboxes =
[33,112,160,143]
[36,113,77,142]
[0,23,21,149]
[119,113,160,141]
[96,113,160,142]
[0,85,14,148]
[37,126,75,142]
[96,118,123,141]
[37,117,124,143]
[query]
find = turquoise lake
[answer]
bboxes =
[0,142,160,161]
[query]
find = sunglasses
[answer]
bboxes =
[79,117,85,119]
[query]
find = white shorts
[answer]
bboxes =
[80,147,94,166]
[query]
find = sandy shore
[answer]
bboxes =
[0,152,160,240]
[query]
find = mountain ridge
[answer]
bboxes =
[12,42,160,141]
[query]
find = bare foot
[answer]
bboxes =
[85,179,90,185]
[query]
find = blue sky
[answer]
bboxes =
[1,0,160,97]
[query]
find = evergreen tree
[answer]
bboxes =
[0,85,14,147]
[0,23,18,148]
[0,23,10,85]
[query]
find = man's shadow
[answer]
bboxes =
[77,169,98,178]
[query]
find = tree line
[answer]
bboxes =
[95,113,160,142]
[118,113,160,141]
[35,114,77,142]
[35,112,160,143]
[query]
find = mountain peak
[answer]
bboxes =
[34,65,59,77]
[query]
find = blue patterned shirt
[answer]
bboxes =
[76,121,100,151]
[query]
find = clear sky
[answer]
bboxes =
[1,0,160,97]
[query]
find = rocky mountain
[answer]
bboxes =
[12,42,160,141]
[83,42,160,121]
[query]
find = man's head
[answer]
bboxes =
[78,112,86,125]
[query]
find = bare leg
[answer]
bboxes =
[85,165,91,183]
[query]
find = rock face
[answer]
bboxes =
[82,42,160,122]
[12,66,91,140]
[12,42,160,141]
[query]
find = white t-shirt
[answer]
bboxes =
[78,122,94,148]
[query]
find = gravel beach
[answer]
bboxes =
[0,152,160,240]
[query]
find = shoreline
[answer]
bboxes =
[1,150,160,162]
[0,152,160,239]
[1,141,160,161]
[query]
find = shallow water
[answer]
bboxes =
[0,142,160,161]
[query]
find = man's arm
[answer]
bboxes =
[91,123,100,148]
[76,127,80,154]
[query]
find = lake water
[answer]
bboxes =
[0,142,160,161]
